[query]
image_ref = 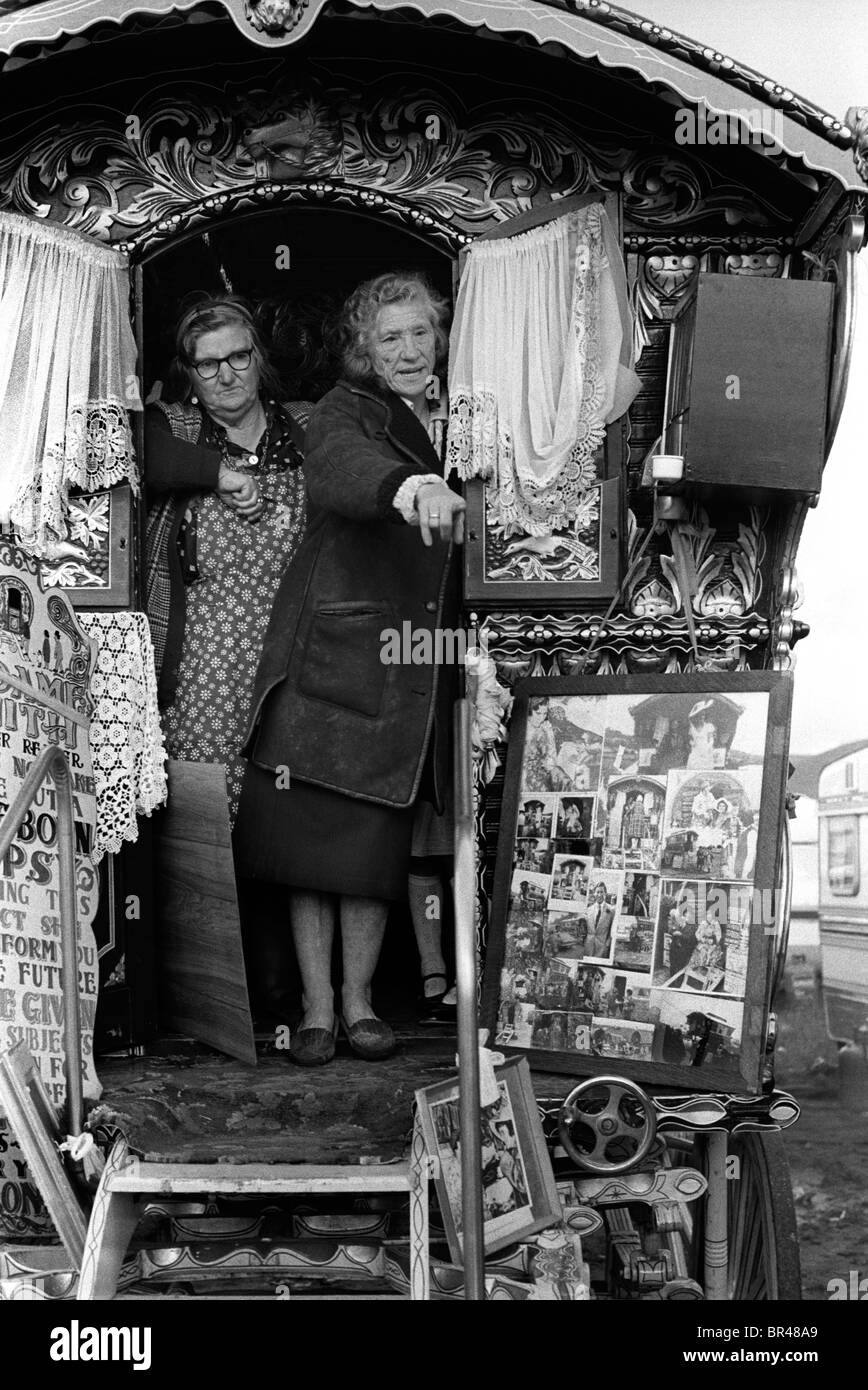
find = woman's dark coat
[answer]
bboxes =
[242,379,460,812]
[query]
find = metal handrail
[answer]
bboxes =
[453,698,485,1299]
[0,744,84,1135]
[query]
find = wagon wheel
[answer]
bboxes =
[721,1131,802,1301]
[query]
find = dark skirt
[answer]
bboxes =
[233,764,415,901]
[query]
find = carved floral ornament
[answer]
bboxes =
[244,0,311,34]
[0,77,798,254]
[844,107,868,184]
[467,500,768,683]
[476,618,766,681]
[626,507,765,623]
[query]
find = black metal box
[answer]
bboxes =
[663,273,834,500]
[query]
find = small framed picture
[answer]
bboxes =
[38,483,133,608]
[415,1056,560,1265]
[463,467,622,609]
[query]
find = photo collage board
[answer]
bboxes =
[482,675,793,1092]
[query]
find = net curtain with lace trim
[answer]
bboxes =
[0,210,141,556]
[446,203,641,537]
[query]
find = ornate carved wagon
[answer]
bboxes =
[0,0,865,1300]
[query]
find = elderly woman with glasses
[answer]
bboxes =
[144,295,309,1014]
[235,271,465,1066]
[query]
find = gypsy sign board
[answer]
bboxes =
[0,541,100,1239]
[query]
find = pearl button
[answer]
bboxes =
[248,454,258,465]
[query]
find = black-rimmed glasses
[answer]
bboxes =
[191,349,254,380]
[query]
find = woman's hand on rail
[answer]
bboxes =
[218,466,265,522]
[415,482,466,547]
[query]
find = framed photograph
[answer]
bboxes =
[463,469,622,608]
[415,1055,560,1265]
[481,673,794,1093]
[38,483,133,608]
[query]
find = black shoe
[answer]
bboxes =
[289,1018,338,1066]
[339,1014,396,1061]
[418,976,456,1025]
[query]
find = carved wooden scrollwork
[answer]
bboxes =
[769,564,805,671]
[471,504,769,682]
[0,71,802,251]
[625,507,765,621]
[723,252,784,276]
[844,106,868,184]
[239,100,345,178]
[641,253,701,301]
[631,253,699,361]
[473,499,768,681]
[478,609,768,686]
[621,152,782,229]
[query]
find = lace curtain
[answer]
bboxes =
[446,203,640,536]
[0,211,141,556]
[79,612,168,863]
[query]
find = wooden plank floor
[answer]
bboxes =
[92,1031,575,1165]
[94,1036,454,1164]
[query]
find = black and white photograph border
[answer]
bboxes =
[415,1057,562,1266]
[0,0,863,1331]
[662,765,764,880]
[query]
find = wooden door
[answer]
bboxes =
[154,761,256,1064]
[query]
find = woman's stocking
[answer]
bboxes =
[339,895,389,1025]
[408,871,447,995]
[290,889,337,1030]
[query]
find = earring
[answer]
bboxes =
[190,395,198,405]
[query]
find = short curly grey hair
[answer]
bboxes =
[337,272,450,385]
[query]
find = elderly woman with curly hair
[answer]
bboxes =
[235,271,465,1066]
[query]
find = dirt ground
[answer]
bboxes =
[774,957,868,1301]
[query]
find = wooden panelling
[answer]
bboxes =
[155,762,256,1065]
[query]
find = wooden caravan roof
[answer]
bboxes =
[0,0,863,196]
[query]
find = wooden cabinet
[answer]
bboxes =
[664,273,835,501]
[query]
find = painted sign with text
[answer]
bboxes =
[0,541,101,1240]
